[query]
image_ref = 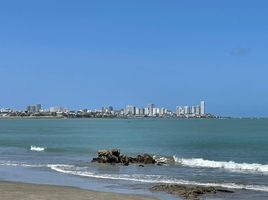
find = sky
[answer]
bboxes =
[0,1,267,117]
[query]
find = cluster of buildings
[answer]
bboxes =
[122,104,172,117]
[26,104,42,113]
[26,104,70,113]
[120,101,206,118]
[176,101,205,117]
[0,101,212,118]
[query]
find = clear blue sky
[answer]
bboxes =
[0,1,267,117]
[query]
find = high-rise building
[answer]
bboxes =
[152,107,160,116]
[176,106,185,116]
[191,106,196,115]
[124,105,135,115]
[135,107,140,115]
[27,104,42,113]
[144,107,149,115]
[36,104,42,112]
[160,107,166,116]
[195,105,201,115]
[184,106,190,114]
[200,101,205,115]
[140,108,145,115]
[148,104,155,116]
[176,106,180,116]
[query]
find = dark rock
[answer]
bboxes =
[97,150,120,163]
[111,149,120,157]
[150,184,234,200]
[138,164,144,167]
[128,157,134,163]
[91,149,156,165]
[136,155,144,163]
[143,154,156,164]
[119,154,129,165]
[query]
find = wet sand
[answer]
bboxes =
[0,181,158,200]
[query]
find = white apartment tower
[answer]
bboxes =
[200,101,205,116]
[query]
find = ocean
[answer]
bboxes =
[0,118,268,199]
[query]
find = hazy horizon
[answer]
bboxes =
[0,1,267,117]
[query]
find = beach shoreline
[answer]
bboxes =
[0,180,158,200]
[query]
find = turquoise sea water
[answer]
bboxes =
[0,118,268,199]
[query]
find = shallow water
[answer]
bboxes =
[0,118,268,199]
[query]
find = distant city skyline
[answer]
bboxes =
[1,101,206,113]
[0,1,267,117]
[1,101,212,118]
[0,99,265,117]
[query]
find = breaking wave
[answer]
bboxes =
[173,156,268,174]
[1,160,268,193]
[48,164,268,192]
[153,155,174,164]
[30,146,46,152]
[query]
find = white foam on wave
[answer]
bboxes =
[48,164,268,192]
[2,159,268,193]
[0,160,45,168]
[173,156,268,174]
[153,155,174,164]
[30,145,46,152]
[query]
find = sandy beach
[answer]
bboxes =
[0,181,158,200]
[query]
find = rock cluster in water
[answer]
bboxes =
[91,149,156,166]
[150,184,234,200]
